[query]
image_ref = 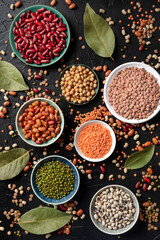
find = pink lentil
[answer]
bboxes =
[78,123,112,159]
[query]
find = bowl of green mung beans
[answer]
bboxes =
[31,155,80,205]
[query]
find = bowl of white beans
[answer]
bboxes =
[89,185,139,235]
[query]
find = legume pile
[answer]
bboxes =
[36,160,75,199]
[94,187,136,230]
[0,0,160,239]
[60,65,98,104]
[78,123,112,159]
[13,7,67,65]
[108,67,160,119]
[18,100,61,144]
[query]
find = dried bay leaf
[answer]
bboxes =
[0,61,29,91]
[84,3,115,60]
[0,148,30,180]
[124,145,155,170]
[19,207,72,235]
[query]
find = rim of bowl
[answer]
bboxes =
[9,5,70,67]
[104,62,160,124]
[89,184,140,235]
[30,155,80,205]
[74,120,116,162]
[58,64,99,105]
[15,98,64,147]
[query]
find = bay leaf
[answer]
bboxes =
[0,61,29,91]
[124,145,155,170]
[84,3,115,60]
[18,207,72,235]
[0,148,30,180]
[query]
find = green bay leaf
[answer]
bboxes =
[124,145,155,170]
[18,207,72,235]
[0,148,30,180]
[0,61,29,91]
[84,3,115,59]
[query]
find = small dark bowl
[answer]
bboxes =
[58,64,99,105]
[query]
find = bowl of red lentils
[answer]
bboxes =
[15,98,64,147]
[74,120,116,162]
[104,62,160,124]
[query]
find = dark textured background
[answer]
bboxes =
[0,0,160,239]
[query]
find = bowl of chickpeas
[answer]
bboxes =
[58,64,99,105]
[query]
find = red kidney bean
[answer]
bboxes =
[38,52,45,60]
[126,124,133,129]
[34,74,42,80]
[14,35,19,41]
[25,58,33,63]
[33,88,39,94]
[144,177,151,183]
[37,8,45,13]
[34,33,42,40]
[53,17,59,22]
[42,49,49,56]
[135,181,141,189]
[53,47,60,53]
[42,34,48,45]
[59,205,67,211]
[37,26,44,32]
[31,12,37,21]
[40,29,46,35]
[34,44,39,51]
[33,35,37,43]
[25,18,34,23]
[34,60,41,65]
[21,54,27,59]
[20,12,26,19]
[36,15,43,21]
[100,166,106,173]
[26,49,36,55]
[53,52,59,57]
[57,27,66,32]
[57,228,64,235]
[45,88,52,94]
[45,24,50,32]
[123,125,128,133]
[41,59,50,63]
[20,41,25,47]
[143,183,147,192]
[25,96,30,102]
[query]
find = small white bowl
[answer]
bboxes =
[89,184,139,235]
[74,120,116,162]
[104,62,160,124]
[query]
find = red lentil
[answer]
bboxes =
[78,123,112,159]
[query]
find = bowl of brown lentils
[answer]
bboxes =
[104,62,160,124]
[58,64,99,105]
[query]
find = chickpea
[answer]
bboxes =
[91,90,95,95]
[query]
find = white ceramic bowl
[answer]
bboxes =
[104,62,160,124]
[89,184,139,235]
[74,120,116,162]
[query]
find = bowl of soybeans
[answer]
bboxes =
[58,64,99,105]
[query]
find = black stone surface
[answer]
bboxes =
[0,0,160,239]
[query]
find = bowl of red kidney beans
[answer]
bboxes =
[9,5,70,67]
